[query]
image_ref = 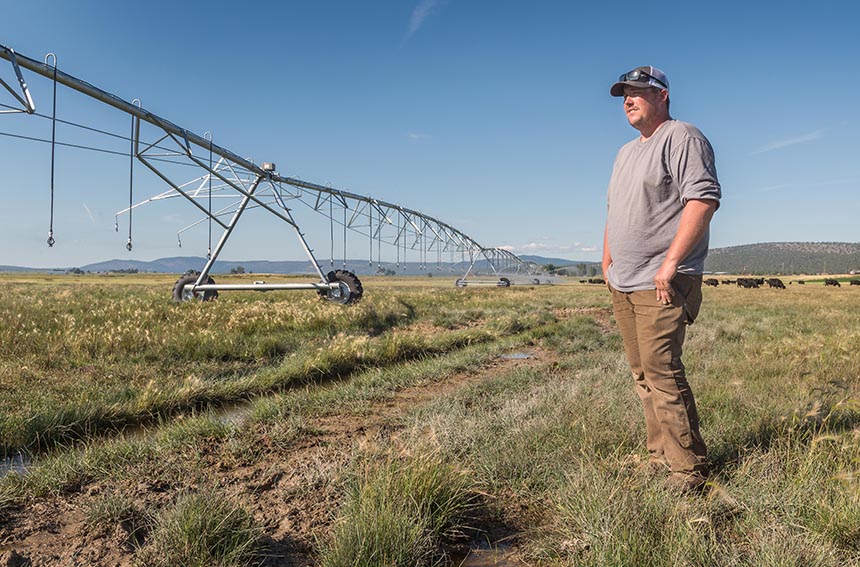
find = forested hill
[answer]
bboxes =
[705,242,860,275]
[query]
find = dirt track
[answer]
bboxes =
[0,342,556,566]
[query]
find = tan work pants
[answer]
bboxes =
[610,273,708,476]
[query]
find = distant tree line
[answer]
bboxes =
[66,267,140,274]
[705,242,860,274]
[539,242,860,277]
[544,263,601,277]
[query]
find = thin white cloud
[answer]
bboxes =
[521,242,551,251]
[751,129,826,155]
[82,202,96,225]
[408,132,430,141]
[508,241,597,255]
[408,0,443,37]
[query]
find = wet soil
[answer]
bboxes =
[0,344,557,566]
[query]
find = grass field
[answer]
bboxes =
[1,273,859,566]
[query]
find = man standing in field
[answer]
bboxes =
[603,66,721,492]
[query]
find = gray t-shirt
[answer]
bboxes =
[606,120,721,292]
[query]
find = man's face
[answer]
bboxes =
[622,85,667,130]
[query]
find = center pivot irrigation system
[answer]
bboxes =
[0,44,542,303]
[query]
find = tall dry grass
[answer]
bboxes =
[4,277,860,565]
[0,275,560,453]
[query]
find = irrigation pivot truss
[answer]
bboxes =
[0,44,540,303]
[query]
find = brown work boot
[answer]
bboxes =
[640,459,670,476]
[627,454,669,477]
[663,472,708,495]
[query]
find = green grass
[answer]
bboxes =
[85,489,149,546]
[0,318,567,505]
[0,277,566,453]
[134,490,261,567]
[382,285,860,565]
[320,453,476,567]
[3,277,860,565]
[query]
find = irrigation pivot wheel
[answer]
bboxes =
[172,272,218,302]
[0,44,538,307]
[319,270,363,304]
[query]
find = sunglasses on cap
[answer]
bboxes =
[619,69,668,90]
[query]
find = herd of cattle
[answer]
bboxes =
[577,277,860,288]
[703,277,860,288]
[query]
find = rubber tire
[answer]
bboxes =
[172,273,218,302]
[455,278,467,288]
[318,270,363,304]
[499,277,511,288]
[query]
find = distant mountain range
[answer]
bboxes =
[0,255,595,277]
[3,243,859,275]
[704,242,860,275]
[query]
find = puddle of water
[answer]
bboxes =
[1,401,255,479]
[455,545,519,566]
[120,400,254,440]
[215,401,253,425]
[2,453,29,477]
[500,352,534,360]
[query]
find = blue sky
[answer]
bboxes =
[1,0,858,267]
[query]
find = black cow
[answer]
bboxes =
[794,280,805,285]
[824,278,841,287]
[721,279,736,285]
[704,278,719,287]
[766,278,786,289]
[850,279,860,286]
[737,278,760,288]
[588,278,605,285]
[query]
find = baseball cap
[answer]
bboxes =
[610,66,669,97]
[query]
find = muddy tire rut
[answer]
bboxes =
[0,345,554,567]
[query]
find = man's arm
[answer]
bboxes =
[654,199,718,304]
[602,223,612,279]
